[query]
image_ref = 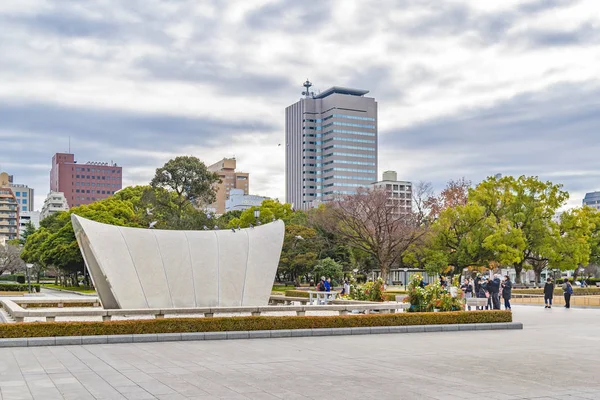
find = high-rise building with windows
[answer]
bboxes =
[9,184,34,213]
[583,191,600,210]
[0,172,19,241]
[207,158,249,215]
[50,153,122,208]
[285,81,378,209]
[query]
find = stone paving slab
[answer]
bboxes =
[2,307,597,399]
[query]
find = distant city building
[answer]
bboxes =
[40,191,69,220]
[583,191,600,210]
[286,81,378,209]
[50,153,122,208]
[19,211,40,238]
[208,158,249,214]
[0,172,19,241]
[371,171,412,215]
[225,189,270,212]
[9,183,34,213]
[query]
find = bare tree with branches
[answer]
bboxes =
[312,188,427,282]
[0,243,26,275]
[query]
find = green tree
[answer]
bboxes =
[150,156,220,225]
[228,200,295,228]
[469,175,568,283]
[313,257,343,285]
[550,207,596,281]
[277,225,320,284]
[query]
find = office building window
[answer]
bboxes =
[22,199,27,204]
[23,206,27,211]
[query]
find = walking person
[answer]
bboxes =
[461,278,474,310]
[324,277,332,292]
[562,278,574,309]
[317,276,326,291]
[543,278,554,308]
[501,275,512,310]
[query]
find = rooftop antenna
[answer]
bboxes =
[302,79,314,98]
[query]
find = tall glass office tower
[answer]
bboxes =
[285,82,378,209]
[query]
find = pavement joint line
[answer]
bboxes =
[0,322,522,348]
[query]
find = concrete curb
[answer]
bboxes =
[0,322,523,348]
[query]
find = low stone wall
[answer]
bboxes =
[0,322,523,348]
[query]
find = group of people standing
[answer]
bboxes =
[461,274,513,310]
[543,278,574,309]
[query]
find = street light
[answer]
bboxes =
[403,268,409,290]
[25,263,33,294]
[254,208,260,225]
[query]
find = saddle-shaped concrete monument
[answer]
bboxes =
[71,215,285,309]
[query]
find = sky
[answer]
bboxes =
[1,0,600,211]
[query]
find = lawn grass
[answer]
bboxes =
[271,285,296,293]
[42,284,97,294]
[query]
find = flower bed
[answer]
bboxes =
[0,311,512,338]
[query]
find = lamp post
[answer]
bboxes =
[579,267,585,287]
[254,208,260,225]
[403,268,408,290]
[26,263,33,294]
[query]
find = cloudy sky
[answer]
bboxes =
[1,0,600,211]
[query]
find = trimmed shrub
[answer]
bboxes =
[0,274,25,282]
[0,283,41,292]
[16,276,26,284]
[0,311,512,338]
[285,290,310,298]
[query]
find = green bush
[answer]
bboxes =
[0,283,40,292]
[284,290,309,298]
[0,311,512,338]
[0,274,24,282]
[16,275,26,284]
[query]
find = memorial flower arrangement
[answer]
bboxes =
[405,274,464,312]
[348,278,385,302]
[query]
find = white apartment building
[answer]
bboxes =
[40,192,69,220]
[371,171,412,215]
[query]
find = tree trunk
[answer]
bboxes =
[514,262,524,284]
[534,269,542,286]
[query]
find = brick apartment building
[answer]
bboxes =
[50,153,122,208]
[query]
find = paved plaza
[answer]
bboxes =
[0,305,598,400]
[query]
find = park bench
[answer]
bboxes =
[466,298,489,309]
[307,291,339,305]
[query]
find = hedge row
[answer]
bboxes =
[0,284,40,292]
[285,290,310,298]
[513,288,600,295]
[0,311,512,338]
[0,274,25,282]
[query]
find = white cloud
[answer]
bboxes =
[1,0,599,210]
